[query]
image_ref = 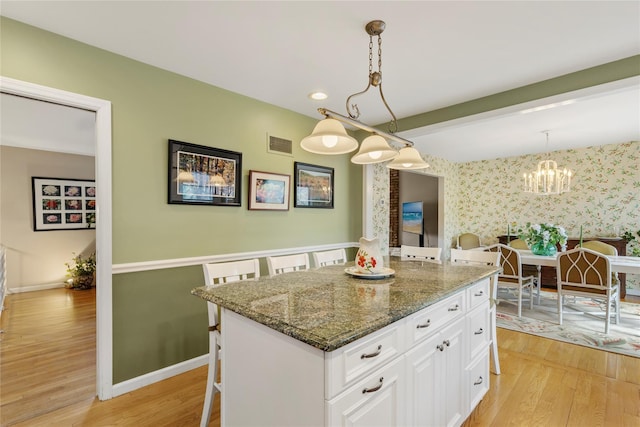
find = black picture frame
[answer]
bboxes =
[168,139,242,206]
[32,177,96,231]
[293,162,334,208]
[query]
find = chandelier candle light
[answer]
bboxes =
[523,131,572,194]
[300,20,429,170]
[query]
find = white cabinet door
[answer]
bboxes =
[442,319,465,427]
[467,352,489,413]
[405,332,442,426]
[405,317,465,427]
[327,356,405,427]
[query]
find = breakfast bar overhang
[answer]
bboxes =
[192,258,499,427]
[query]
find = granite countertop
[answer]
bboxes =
[191,257,499,352]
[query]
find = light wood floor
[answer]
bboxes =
[1,288,638,426]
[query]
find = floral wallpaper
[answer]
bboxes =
[371,141,640,293]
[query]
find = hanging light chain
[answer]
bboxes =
[345,20,398,133]
[368,34,374,78]
[377,33,382,76]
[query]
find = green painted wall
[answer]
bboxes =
[1,17,363,382]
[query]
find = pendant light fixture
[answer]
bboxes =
[300,20,429,170]
[523,131,572,194]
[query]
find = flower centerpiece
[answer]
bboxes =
[518,222,568,256]
[65,252,96,290]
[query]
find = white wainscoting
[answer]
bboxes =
[112,242,358,274]
[110,241,358,397]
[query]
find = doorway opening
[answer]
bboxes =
[1,76,113,399]
[389,169,443,250]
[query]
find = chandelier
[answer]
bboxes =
[300,20,429,170]
[523,131,572,194]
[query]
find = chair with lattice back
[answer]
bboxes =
[457,233,482,249]
[557,247,620,334]
[485,243,536,317]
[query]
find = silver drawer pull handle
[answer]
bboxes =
[416,319,431,329]
[443,339,450,347]
[362,377,384,394]
[474,376,483,385]
[474,328,484,335]
[448,304,460,312]
[436,344,444,351]
[474,291,484,296]
[361,344,382,359]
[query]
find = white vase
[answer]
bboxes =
[355,237,384,274]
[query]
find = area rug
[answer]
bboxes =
[495,289,640,358]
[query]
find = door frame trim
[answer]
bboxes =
[1,76,114,399]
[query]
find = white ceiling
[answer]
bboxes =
[1,1,639,162]
[0,93,96,156]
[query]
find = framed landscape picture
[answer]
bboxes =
[168,139,242,206]
[293,162,334,208]
[32,177,96,231]
[248,170,290,211]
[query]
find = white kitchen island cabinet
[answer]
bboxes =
[192,257,498,427]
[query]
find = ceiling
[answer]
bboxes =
[1,1,639,162]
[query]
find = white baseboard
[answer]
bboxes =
[111,354,208,398]
[8,282,66,293]
[626,288,640,297]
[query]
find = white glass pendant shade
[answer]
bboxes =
[351,135,398,164]
[300,118,358,154]
[386,147,429,170]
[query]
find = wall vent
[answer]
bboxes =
[267,135,293,156]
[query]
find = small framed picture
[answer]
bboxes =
[168,139,242,206]
[294,162,334,208]
[32,177,96,231]
[248,170,290,211]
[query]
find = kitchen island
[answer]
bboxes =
[192,257,499,427]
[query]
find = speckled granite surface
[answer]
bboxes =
[191,257,498,352]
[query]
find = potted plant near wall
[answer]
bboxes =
[65,252,96,290]
[622,230,640,257]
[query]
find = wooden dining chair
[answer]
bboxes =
[508,238,539,287]
[266,253,310,276]
[312,248,347,267]
[450,248,501,375]
[575,240,620,285]
[485,244,536,317]
[400,245,442,262]
[507,238,529,250]
[457,233,482,249]
[200,258,260,427]
[557,247,620,334]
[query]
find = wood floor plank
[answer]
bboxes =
[0,287,97,426]
[3,288,639,426]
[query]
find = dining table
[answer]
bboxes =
[517,249,640,300]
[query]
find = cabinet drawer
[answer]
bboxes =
[467,352,489,413]
[326,321,404,399]
[327,355,405,427]
[467,302,490,361]
[467,278,490,310]
[406,291,465,347]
